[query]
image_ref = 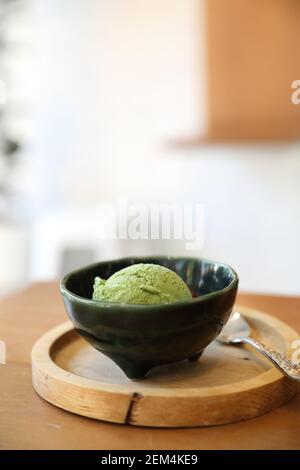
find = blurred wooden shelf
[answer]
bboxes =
[176,0,300,145]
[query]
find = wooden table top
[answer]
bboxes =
[0,282,299,450]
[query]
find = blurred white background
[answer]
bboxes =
[1,0,300,296]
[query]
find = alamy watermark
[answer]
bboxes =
[0,340,6,364]
[0,79,6,106]
[96,197,205,250]
[292,339,300,366]
[291,80,300,104]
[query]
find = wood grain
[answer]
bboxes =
[31,307,299,428]
[0,283,300,448]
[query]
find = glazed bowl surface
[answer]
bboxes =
[60,256,238,379]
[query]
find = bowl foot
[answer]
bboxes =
[115,360,153,380]
[188,351,203,362]
[114,352,205,380]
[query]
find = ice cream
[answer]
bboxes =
[92,263,192,305]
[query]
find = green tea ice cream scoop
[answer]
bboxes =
[92,263,192,305]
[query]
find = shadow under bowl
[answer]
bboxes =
[60,256,238,379]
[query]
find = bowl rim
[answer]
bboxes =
[60,256,239,310]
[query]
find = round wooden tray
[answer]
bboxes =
[31,306,300,428]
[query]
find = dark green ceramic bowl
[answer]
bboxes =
[60,256,238,379]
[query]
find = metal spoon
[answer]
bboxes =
[217,311,300,380]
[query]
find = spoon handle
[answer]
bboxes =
[241,336,300,380]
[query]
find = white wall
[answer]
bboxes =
[25,0,300,295]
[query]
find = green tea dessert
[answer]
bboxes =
[93,263,192,305]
